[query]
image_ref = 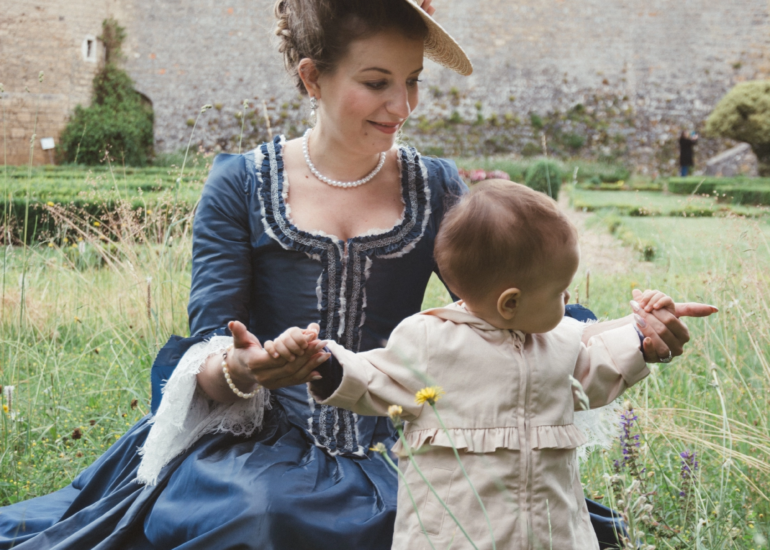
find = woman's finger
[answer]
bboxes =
[650,307,690,345]
[290,352,331,385]
[639,311,685,356]
[642,337,662,363]
[675,302,719,318]
[229,320,263,350]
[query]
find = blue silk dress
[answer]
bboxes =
[0,137,622,549]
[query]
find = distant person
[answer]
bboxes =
[679,130,699,176]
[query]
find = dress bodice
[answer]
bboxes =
[187,136,466,456]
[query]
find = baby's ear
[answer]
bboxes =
[497,288,521,320]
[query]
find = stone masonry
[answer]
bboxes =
[1,0,769,172]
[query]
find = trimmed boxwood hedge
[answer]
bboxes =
[668,176,770,205]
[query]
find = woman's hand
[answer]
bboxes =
[631,288,718,363]
[228,321,329,391]
[420,0,436,16]
[196,321,331,403]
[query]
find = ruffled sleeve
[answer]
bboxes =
[137,335,270,486]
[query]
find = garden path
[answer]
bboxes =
[558,195,653,277]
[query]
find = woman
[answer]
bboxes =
[0,1,711,548]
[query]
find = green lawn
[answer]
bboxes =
[570,188,769,217]
[1,167,769,549]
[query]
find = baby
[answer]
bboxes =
[268,180,677,550]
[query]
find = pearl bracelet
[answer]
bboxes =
[222,345,260,399]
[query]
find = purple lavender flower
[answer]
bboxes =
[679,450,699,498]
[616,403,646,482]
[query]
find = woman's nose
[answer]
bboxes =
[386,85,412,119]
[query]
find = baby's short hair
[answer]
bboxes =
[435,179,578,302]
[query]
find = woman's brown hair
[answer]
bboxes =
[274,0,428,95]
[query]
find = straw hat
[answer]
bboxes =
[402,0,473,76]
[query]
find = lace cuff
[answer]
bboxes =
[136,335,270,485]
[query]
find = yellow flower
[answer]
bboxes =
[387,405,403,420]
[46,201,54,207]
[147,210,153,215]
[369,442,387,454]
[2,404,8,414]
[93,221,101,227]
[48,242,54,248]
[415,386,445,406]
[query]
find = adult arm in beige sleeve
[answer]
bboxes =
[573,323,650,409]
[309,315,431,421]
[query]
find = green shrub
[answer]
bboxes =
[716,185,770,206]
[524,158,562,199]
[58,19,153,166]
[706,80,770,176]
[667,177,724,195]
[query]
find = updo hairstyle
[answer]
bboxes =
[274,0,428,95]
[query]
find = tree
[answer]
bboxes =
[58,19,153,166]
[705,80,770,176]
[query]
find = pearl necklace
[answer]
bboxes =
[302,128,387,188]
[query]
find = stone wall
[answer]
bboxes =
[0,0,132,165]
[2,0,769,172]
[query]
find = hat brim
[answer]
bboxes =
[402,0,473,76]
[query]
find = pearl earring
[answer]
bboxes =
[310,97,318,119]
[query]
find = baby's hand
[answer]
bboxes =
[631,288,675,315]
[264,323,325,363]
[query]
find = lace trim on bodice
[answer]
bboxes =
[253,136,432,457]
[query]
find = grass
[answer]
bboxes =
[566,212,770,549]
[1,163,769,549]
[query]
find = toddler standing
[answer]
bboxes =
[270,180,679,550]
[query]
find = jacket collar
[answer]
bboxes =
[421,302,527,342]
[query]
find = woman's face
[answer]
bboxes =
[314,29,424,154]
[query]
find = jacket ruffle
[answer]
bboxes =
[391,424,587,455]
[530,423,587,449]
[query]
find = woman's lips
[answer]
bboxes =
[369,121,400,135]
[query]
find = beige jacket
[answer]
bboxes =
[316,303,649,550]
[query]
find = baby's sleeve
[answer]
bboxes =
[310,315,432,421]
[573,324,650,409]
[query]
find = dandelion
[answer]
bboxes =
[93,221,101,227]
[387,404,403,428]
[370,442,387,454]
[47,201,54,207]
[2,405,7,414]
[415,386,444,406]
[2,386,14,413]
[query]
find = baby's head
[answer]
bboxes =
[435,180,579,333]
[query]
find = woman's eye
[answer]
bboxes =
[365,81,388,90]
[407,79,423,88]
